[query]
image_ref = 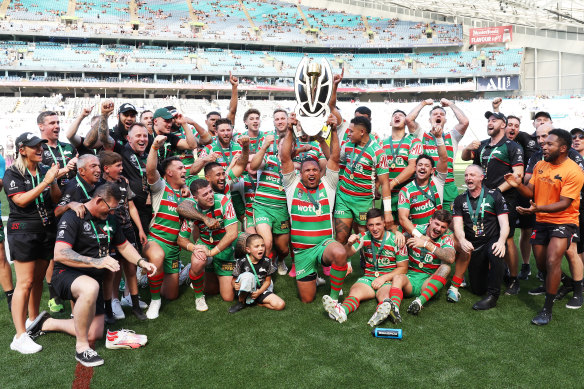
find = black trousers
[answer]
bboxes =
[468,238,506,297]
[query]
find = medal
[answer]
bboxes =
[278,186,283,191]
[374,271,380,277]
[390,163,396,169]
[349,173,354,179]
[473,225,478,232]
[419,262,424,268]
[316,209,322,216]
[209,235,214,244]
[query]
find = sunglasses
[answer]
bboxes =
[572,133,584,140]
[99,196,120,213]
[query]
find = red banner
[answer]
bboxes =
[469,26,512,45]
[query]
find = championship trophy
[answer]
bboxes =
[293,57,333,139]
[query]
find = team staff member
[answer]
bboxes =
[110,102,138,147]
[463,111,524,296]
[406,97,470,211]
[452,165,509,310]
[26,183,156,367]
[6,132,60,354]
[140,110,153,134]
[54,154,101,219]
[505,129,584,324]
[38,110,78,188]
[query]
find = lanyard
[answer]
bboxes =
[349,139,372,177]
[388,135,407,161]
[165,181,183,204]
[251,131,263,154]
[89,220,110,255]
[479,144,500,173]
[158,142,170,160]
[220,142,232,166]
[414,180,437,207]
[26,167,44,204]
[272,132,278,156]
[246,255,261,287]
[370,231,388,275]
[466,188,485,226]
[300,183,320,211]
[75,176,91,200]
[47,143,66,166]
[134,154,144,177]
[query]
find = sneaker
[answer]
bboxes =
[75,348,104,367]
[460,278,467,288]
[528,285,546,296]
[322,266,331,276]
[277,260,288,276]
[120,294,148,309]
[447,286,461,303]
[316,275,326,287]
[554,284,574,301]
[48,297,64,313]
[505,279,520,295]
[105,312,116,325]
[179,263,192,286]
[288,264,296,278]
[407,298,422,315]
[228,302,246,314]
[531,308,552,325]
[106,329,147,349]
[368,300,393,327]
[566,295,583,309]
[322,295,346,323]
[195,296,208,312]
[137,268,149,289]
[518,264,531,280]
[10,333,42,354]
[111,299,125,320]
[145,299,161,320]
[26,311,50,339]
[537,271,545,282]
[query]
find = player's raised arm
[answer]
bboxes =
[226,72,239,126]
[326,113,340,172]
[441,98,469,136]
[67,106,93,148]
[229,135,250,179]
[328,67,343,126]
[281,114,296,175]
[174,113,197,150]
[147,135,165,184]
[431,125,448,174]
[250,135,273,171]
[406,99,433,134]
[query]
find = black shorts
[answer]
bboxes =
[254,290,273,304]
[505,197,518,238]
[578,212,584,254]
[516,196,536,229]
[531,222,577,246]
[112,226,137,259]
[297,272,317,282]
[7,224,56,262]
[52,267,104,315]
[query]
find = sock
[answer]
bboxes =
[189,272,205,298]
[47,282,57,300]
[543,292,555,311]
[418,275,447,305]
[5,289,14,312]
[148,273,164,300]
[451,276,463,289]
[131,294,141,311]
[329,263,348,300]
[390,287,403,309]
[104,299,113,317]
[573,279,583,298]
[561,273,574,287]
[341,296,360,315]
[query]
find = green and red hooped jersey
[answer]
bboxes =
[407,224,454,276]
[255,154,286,207]
[339,139,388,199]
[381,133,423,193]
[351,230,408,277]
[398,173,446,226]
[148,178,187,247]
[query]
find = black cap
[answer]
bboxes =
[354,106,371,118]
[484,111,507,125]
[118,103,137,114]
[15,132,48,149]
[570,128,584,135]
[534,111,551,121]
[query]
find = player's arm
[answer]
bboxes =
[504,172,534,199]
[432,125,448,174]
[66,106,93,148]
[190,152,217,176]
[208,222,238,257]
[498,165,524,193]
[405,99,433,134]
[177,199,221,229]
[229,136,250,179]
[389,159,416,192]
[174,114,197,150]
[11,164,59,208]
[86,100,115,150]
[146,135,164,184]
[226,72,239,126]
[398,208,415,235]
[250,135,273,171]
[116,240,156,274]
[379,173,393,225]
[281,114,296,175]
[328,67,343,126]
[326,113,340,172]
[54,241,119,271]
[491,97,502,113]
[442,98,469,135]
[453,215,474,253]
[344,234,360,257]
[186,116,212,146]
[461,140,480,161]
[493,213,509,257]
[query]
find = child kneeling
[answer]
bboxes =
[229,234,285,313]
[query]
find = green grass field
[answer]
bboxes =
[1,169,584,388]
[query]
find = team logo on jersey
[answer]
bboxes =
[44,151,51,158]
[57,230,65,238]
[103,225,113,232]
[9,180,15,189]
[168,195,175,203]
[424,253,433,263]
[554,174,563,181]
[83,222,91,231]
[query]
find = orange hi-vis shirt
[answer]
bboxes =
[530,158,584,225]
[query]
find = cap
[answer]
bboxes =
[534,111,551,121]
[118,103,137,114]
[570,128,584,135]
[15,132,48,149]
[153,108,173,120]
[484,111,507,125]
[164,106,178,116]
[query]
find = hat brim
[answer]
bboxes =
[154,114,174,120]
[119,109,138,115]
[20,138,48,148]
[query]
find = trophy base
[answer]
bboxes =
[295,116,331,140]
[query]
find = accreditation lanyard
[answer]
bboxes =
[370,231,388,278]
[220,142,233,166]
[272,132,278,157]
[76,176,91,201]
[134,154,147,190]
[90,220,110,257]
[466,188,485,228]
[388,135,406,164]
[300,183,321,215]
[246,255,262,287]
[479,144,500,174]
[165,181,183,205]
[26,168,44,204]
[414,180,437,207]
[251,131,263,154]
[198,202,217,243]
[349,139,372,178]
[158,142,170,160]
[47,143,66,166]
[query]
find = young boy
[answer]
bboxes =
[229,234,285,313]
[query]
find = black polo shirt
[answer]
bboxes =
[154,132,181,161]
[41,141,77,188]
[472,136,524,200]
[453,188,508,248]
[119,143,149,211]
[57,175,95,211]
[54,209,126,280]
[514,131,539,165]
[76,136,98,157]
[96,177,135,229]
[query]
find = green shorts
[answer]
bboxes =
[294,238,335,280]
[334,191,372,226]
[148,237,180,274]
[245,213,255,229]
[442,182,458,214]
[406,271,431,297]
[200,240,236,277]
[253,203,290,234]
[356,275,392,288]
[231,191,245,220]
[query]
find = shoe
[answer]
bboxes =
[460,278,467,288]
[537,271,545,282]
[277,260,288,276]
[195,296,208,312]
[10,333,42,354]
[368,300,393,327]
[528,285,546,296]
[26,311,50,339]
[554,284,574,301]
[447,286,461,303]
[316,275,326,287]
[75,348,104,367]
[407,298,423,315]
[137,268,149,289]
[288,264,296,278]
[518,264,531,280]
[228,302,246,314]
[322,295,347,323]
[505,279,520,296]
[472,295,498,310]
[145,299,161,320]
[323,266,331,276]
[111,299,125,320]
[389,301,402,324]
[179,263,192,286]
[106,329,147,349]
[132,306,148,321]
[48,297,64,313]
[566,295,583,309]
[531,308,552,325]
[105,312,116,325]
[120,294,148,309]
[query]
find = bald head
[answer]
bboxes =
[465,164,484,176]
[536,122,554,147]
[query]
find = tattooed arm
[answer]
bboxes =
[177,199,221,230]
[406,236,455,264]
[54,242,120,271]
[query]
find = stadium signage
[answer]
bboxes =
[469,26,512,45]
[476,76,519,91]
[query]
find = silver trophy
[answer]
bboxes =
[294,57,333,139]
